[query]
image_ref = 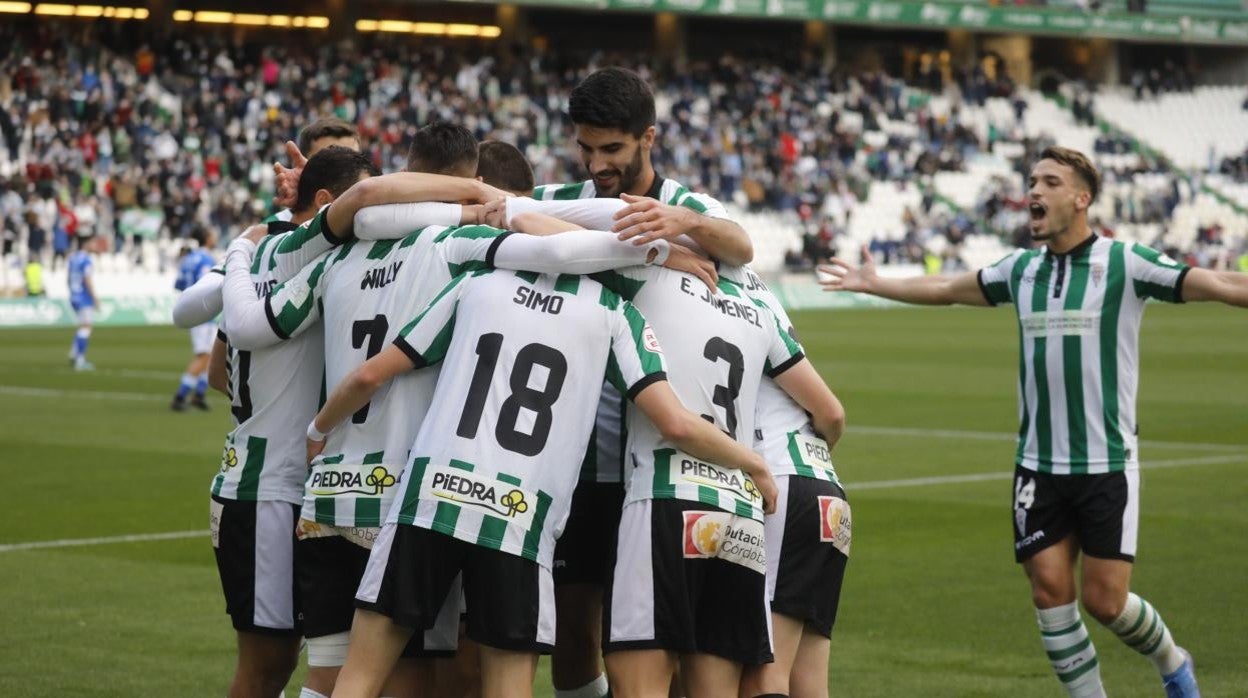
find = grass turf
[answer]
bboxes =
[0,302,1244,696]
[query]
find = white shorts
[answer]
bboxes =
[190,322,217,355]
[75,306,94,326]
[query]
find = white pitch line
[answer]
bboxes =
[0,529,206,553]
[852,453,1246,491]
[4,455,1244,554]
[0,385,163,402]
[1,384,1242,454]
[849,425,1244,453]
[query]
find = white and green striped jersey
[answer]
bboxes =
[977,236,1189,475]
[591,266,804,520]
[260,214,665,527]
[385,270,667,569]
[212,214,342,504]
[261,208,294,225]
[533,176,730,485]
[722,265,841,486]
[264,221,515,528]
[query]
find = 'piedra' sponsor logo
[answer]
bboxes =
[676,453,761,504]
[423,465,537,529]
[309,465,398,497]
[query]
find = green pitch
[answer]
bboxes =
[1,303,1244,696]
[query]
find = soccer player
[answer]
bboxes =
[270,117,362,217]
[209,147,385,698]
[171,227,218,411]
[819,146,1248,698]
[729,265,849,698]
[305,267,775,698]
[66,234,104,371]
[534,67,757,698]
[218,132,688,698]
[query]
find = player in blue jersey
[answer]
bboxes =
[171,227,218,411]
[67,235,105,371]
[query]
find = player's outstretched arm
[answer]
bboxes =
[633,381,778,514]
[1180,268,1248,308]
[818,244,990,306]
[613,193,754,266]
[327,173,510,240]
[306,346,416,462]
[172,271,224,328]
[772,358,846,449]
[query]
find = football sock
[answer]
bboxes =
[298,689,329,698]
[195,372,209,398]
[73,328,91,359]
[1036,602,1105,697]
[555,674,610,698]
[1105,593,1186,675]
[175,373,196,400]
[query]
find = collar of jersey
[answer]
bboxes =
[1045,233,1097,259]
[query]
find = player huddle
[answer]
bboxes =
[175,67,849,698]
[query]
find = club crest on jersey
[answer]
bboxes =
[642,324,662,353]
[681,511,766,572]
[1091,263,1105,287]
[308,464,399,497]
[422,465,537,529]
[818,496,852,555]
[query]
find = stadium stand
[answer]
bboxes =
[1,20,1246,300]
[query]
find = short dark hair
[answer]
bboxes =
[568,67,656,137]
[294,146,381,213]
[407,122,478,177]
[297,117,358,155]
[1038,146,1100,203]
[476,141,534,196]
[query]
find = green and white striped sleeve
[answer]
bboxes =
[1128,243,1189,303]
[267,207,344,283]
[977,250,1023,306]
[392,273,473,369]
[435,224,511,277]
[606,299,668,401]
[533,181,593,201]
[764,311,806,378]
[264,249,335,340]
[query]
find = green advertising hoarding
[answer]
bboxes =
[0,297,179,329]
[502,0,1248,44]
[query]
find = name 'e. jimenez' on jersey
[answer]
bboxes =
[211,213,342,504]
[721,265,842,487]
[383,269,667,569]
[532,176,732,486]
[591,265,805,521]
[977,236,1188,475]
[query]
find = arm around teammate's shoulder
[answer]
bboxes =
[818,244,991,307]
[1179,268,1248,308]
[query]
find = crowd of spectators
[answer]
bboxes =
[0,20,1243,286]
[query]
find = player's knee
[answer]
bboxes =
[1081,586,1126,625]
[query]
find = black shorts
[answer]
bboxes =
[296,528,444,657]
[604,498,772,666]
[210,495,301,635]
[354,523,555,653]
[1011,465,1139,563]
[767,476,850,638]
[553,480,625,586]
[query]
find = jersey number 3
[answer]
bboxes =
[457,332,568,456]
